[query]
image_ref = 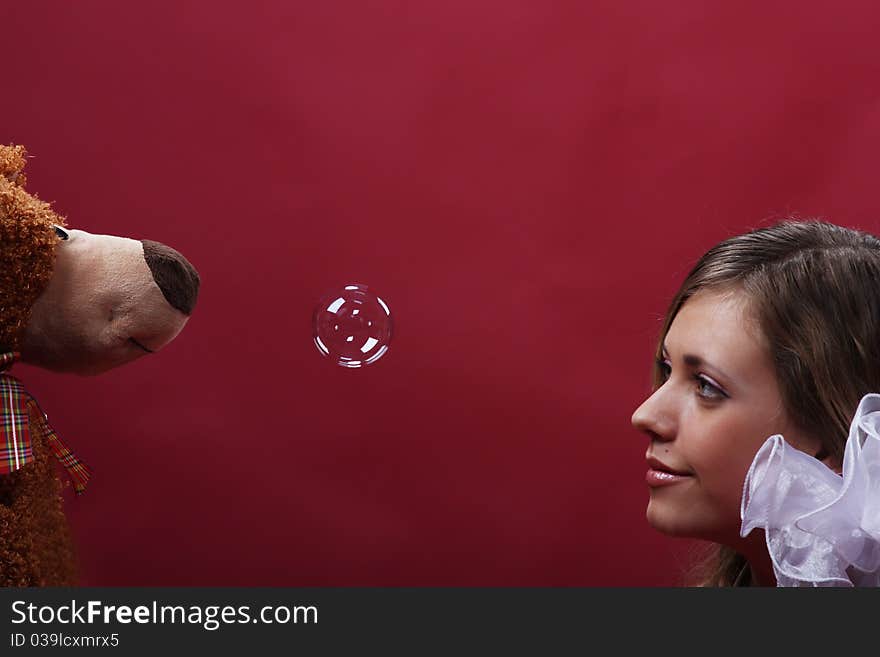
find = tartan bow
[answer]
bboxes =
[0,351,91,494]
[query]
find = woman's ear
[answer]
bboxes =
[815,446,843,475]
[782,422,842,474]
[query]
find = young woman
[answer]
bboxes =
[631,220,880,586]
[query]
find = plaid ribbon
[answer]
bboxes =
[0,352,91,494]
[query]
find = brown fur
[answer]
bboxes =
[0,144,77,585]
[0,406,79,586]
[0,145,64,353]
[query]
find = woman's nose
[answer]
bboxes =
[631,390,675,441]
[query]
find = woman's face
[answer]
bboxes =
[631,289,815,545]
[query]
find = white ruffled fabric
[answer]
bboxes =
[740,393,880,587]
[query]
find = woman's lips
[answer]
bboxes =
[646,468,692,487]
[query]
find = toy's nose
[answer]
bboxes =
[140,240,200,315]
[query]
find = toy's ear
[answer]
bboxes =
[0,144,28,188]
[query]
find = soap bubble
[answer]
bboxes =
[312,283,393,368]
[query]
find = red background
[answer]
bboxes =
[5,1,880,586]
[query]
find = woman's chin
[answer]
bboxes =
[646,502,735,544]
[646,501,697,538]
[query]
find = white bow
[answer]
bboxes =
[741,394,880,587]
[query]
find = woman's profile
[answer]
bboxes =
[632,220,880,586]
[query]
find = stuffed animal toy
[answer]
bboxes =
[0,144,200,586]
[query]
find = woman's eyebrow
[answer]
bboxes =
[662,343,733,381]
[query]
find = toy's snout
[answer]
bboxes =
[20,229,201,376]
[141,240,200,316]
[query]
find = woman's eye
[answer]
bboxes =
[656,358,726,400]
[696,376,726,400]
[656,358,672,381]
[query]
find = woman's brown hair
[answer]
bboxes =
[652,220,880,586]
